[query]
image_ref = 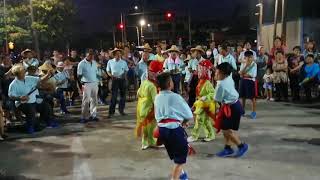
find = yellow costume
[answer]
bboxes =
[136,80,157,148]
[191,79,217,141]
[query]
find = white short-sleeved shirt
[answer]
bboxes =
[23,58,40,69]
[214,75,239,104]
[77,59,99,83]
[188,58,199,71]
[8,76,40,106]
[155,90,193,129]
[163,58,183,73]
[136,60,148,81]
[239,61,257,81]
[216,54,237,70]
[238,50,257,63]
[54,70,69,89]
[106,58,129,78]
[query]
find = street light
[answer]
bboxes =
[134,5,138,10]
[140,19,146,26]
[147,23,151,27]
[139,19,146,45]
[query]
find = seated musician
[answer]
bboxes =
[8,64,58,134]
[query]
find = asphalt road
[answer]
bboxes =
[0,99,319,180]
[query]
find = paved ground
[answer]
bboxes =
[0,99,320,180]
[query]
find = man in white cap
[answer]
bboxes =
[77,49,100,123]
[163,45,183,94]
[106,48,129,118]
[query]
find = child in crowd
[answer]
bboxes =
[214,62,248,158]
[188,60,216,143]
[272,50,288,101]
[288,46,304,101]
[64,58,75,106]
[299,54,319,102]
[154,72,193,180]
[182,55,192,99]
[239,51,257,119]
[136,61,163,150]
[263,68,274,101]
[54,62,70,114]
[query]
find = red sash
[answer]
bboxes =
[214,104,232,134]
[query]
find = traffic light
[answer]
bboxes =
[165,12,174,21]
[118,23,124,30]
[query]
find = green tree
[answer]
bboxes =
[0,0,76,49]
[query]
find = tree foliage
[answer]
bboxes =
[0,0,76,48]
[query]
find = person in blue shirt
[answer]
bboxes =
[299,54,319,102]
[21,49,40,70]
[53,62,70,114]
[239,51,258,119]
[135,52,150,82]
[77,49,100,123]
[154,72,193,180]
[188,45,205,106]
[106,48,129,118]
[214,62,248,158]
[8,63,57,134]
[163,45,184,94]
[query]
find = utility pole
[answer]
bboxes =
[3,0,8,54]
[257,0,263,48]
[120,13,124,45]
[30,0,40,59]
[281,0,287,44]
[112,26,116,47]
[273,0,279,40]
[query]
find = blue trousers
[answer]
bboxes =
[54,88,68,112]
[171,74,181,94]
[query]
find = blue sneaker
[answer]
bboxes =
[234,143,249,158]
[250,112,257,119]
[216,148,234,157]
[179,171,188,180]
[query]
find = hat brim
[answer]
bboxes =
[21,50,33,56]
[190,48,205,54]
[111,49,124,54]
[166,49,180,53]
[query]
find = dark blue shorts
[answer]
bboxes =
[221,100,244,131]
[239,79,256,99]
[159,126,188,164]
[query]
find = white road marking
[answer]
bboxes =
[71,136,93,180]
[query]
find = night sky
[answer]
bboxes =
[74,0,249,33]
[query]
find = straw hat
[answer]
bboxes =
[143,43,153,52]
[11,63,25,76]
[21,49,33,57]
[166,45,180,53]
[110,48,124,55]
[191,45,205,54]
[39,62,54,71]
